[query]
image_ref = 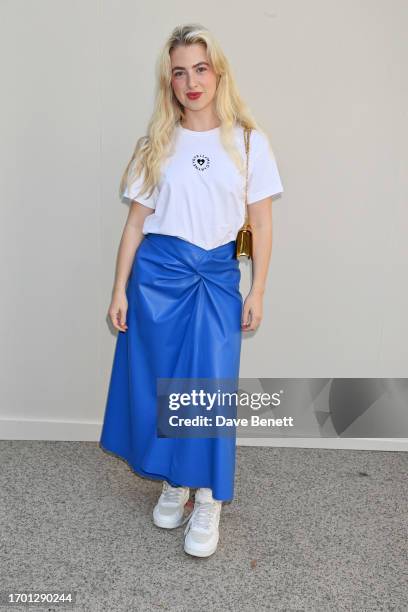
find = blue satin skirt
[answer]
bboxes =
[99,232,243,501]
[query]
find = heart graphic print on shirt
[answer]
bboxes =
[192,154,210,172]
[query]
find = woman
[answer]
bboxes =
[99,23,283,557]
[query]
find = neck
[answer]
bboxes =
[180,110,221,132]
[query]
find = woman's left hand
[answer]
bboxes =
[241,289,264,332]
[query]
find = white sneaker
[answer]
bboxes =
[153,481,191,529]
[183,488,222,557]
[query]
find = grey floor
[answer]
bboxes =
[0,441,407,612]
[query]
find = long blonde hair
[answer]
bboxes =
[120,23,265,201]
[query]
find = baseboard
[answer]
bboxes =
[236,437,408,451]
[0,417,407,451]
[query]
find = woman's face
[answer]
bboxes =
[170,43,218,112]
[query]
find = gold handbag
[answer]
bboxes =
[236,126,252,259]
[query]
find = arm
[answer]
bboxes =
[108,202,154,331]
[241,196,273,332]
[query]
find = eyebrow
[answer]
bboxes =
[171,61,209,72]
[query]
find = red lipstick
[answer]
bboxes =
[186,92,202,100]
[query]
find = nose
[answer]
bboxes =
[186,70,198,89]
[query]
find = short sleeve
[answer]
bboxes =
[121,168,157,209]
[247,131,284,204]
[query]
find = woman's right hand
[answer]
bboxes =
[108,288,128,332]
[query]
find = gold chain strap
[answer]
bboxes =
[235,126,253,259]
[243,127,251,227]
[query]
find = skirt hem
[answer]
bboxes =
[98,442,233,502]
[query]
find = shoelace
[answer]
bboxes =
[184,501,220,535]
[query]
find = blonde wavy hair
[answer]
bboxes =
[120,23,266,201]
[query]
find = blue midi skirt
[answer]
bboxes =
[99,232,243,501]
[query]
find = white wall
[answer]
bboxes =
[1,1,407,450]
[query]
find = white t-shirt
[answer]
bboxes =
[122,122,284,250]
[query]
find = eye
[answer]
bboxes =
[197,66,207,73]
[173,70,184,78]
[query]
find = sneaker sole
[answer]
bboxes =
[183,541,219,557]
[153,513,186,529]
